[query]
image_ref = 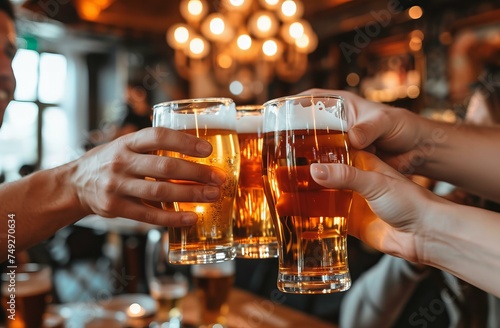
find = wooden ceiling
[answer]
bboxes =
[18,0,353,38]
[17,0,493,42]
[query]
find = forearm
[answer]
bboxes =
[0,162,88,261]
[416,122,500,202]
[420,202,500,297]
[340,255,428,328]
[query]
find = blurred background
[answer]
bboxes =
[1,0,499,326]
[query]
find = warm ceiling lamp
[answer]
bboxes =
[166,0,318,100]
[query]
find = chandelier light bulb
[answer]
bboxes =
[189,37,208,57]
[210,17,225,35]
[262,39,278,56]
[230,0,245,7]
[257,14,272,33]
[223,0,252,12]
[237,34,252,50]
[190,38,204,54]
[259,0,280,10]
[264,0,279,6]
[295,33,309,49]
[289,22,304,39]
[175,26,190,44]
[281,0,297,17]
[187,0,203,16]
[180,0,208,22]
[278,0,304,21]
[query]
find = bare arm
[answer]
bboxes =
[0,127,226,260]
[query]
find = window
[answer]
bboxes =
[0,49,69,181]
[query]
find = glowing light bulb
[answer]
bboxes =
[295,34,309,49]
[237,34,252,50]
[262,40,278,56]
[230,0,245,7]
[174,26,190,44]
[210,17,225,35]
[190,37,205,55]
[289,22,304,39]
[187,0,203,16]
[281,0,297,17]
[256,14,272,32]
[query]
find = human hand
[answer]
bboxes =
[299,89,435,176]
[310,150,449,264]
[70,127,226,227]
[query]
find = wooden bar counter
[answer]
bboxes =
[182,287,337,328]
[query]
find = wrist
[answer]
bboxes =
[52,161,92,220]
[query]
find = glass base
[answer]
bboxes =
[235,242,279,259]
[277,271,351,294]
[168,247,236,265]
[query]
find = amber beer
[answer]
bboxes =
[233,106,277,258]
[1,264,52,328]
[262,95,353,294]
[149,274,188,324]
[153,98,240,264]
[191,261,235,328]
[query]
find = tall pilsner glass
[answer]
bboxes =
[262,95,353,294]
[153,98,240,264]
[233,105,277,258]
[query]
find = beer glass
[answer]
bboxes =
[191,260,235,328]
[146,229,189,327]
[153,98,240,264]
[233,105,277,258]
[1,263,53,328]
[262,95,353,294]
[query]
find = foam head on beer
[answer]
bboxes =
[263,96,348,133]
[153,99,237,131]
[236,114,263,134]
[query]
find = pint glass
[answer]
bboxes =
[152,98,240,264]
[233,105,277,258]
[191,260,235,328]
[262,95,353,294]
[1,263,53,328]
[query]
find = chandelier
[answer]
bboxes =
[166,0,318,100]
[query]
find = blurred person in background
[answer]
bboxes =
[113,80,153,138]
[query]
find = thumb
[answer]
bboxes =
[310,163,393,201]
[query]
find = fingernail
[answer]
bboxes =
[181,213,198,225]
[311,164,328,180]
[196,140,212,154]
[211,170,226,186]
[204,186,221,200]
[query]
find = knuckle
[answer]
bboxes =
[149,182,172,200]
[101,176,120,193]
[96,197,119,217]
[151,126,166,141]
[142,210,161,225]
[158,156,179,175]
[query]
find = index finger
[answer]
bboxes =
[121,127,213,157]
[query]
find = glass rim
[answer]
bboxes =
[236,104,264,110]
[153,97,234,110]
[263,94,345,107]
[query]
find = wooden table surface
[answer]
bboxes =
[182,287,337,328]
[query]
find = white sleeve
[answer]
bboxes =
[340,254,430,328]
